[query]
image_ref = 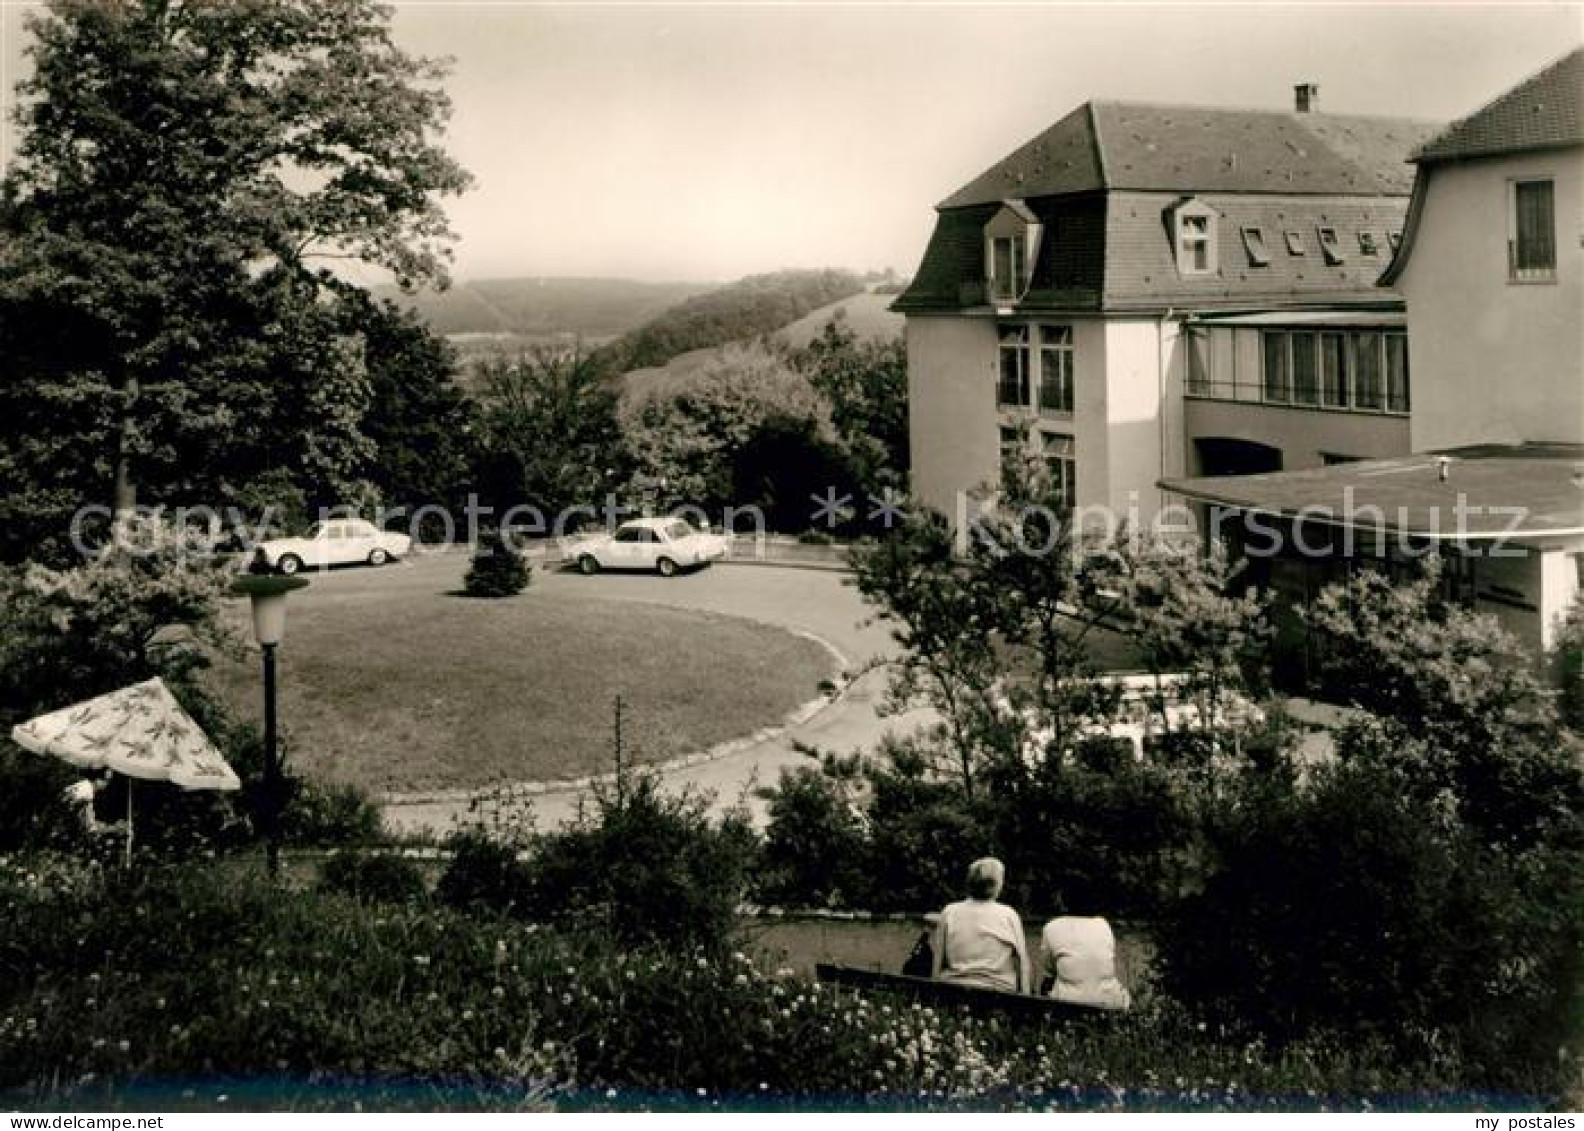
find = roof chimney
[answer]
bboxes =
[1294,83,1319,113]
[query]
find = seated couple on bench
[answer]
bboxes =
[902,856,1130,1011]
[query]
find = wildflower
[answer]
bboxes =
[733,974,748,987]
[492,985,506,998]
[414,955,431,968]
[462,1010,475,1022]
[117,1039,129,1053]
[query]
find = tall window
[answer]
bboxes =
[1262,333,1291,403]
[1037,325,1074,414]
[1248,329,1405,413]
[1291,332,1319,405]
[1510,179,1556,281]
[1042,433,1076,511]
[1352,332,1384,410]
[1320,333,1349,407]
[997,325,1031,407]
[991,235,1028,301]
[1385,335,1410,413]
[1186,328,1212,396]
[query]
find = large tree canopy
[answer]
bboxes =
[0,0,472,560]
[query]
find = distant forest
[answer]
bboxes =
[587,269,866,375]
[381,277,712,339]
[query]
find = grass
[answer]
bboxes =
[205,587,833,795]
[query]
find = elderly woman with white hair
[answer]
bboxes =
[930,856,1030,994]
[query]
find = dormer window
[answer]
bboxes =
[1171,198,1218,276]
[990,236,1026,301]
[985,200,1041,303]
[1240,226,1271,267]
[1317,226,1345,265]
[1358,232,1379,257]
[1284,230,1306,255]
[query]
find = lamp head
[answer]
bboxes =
[231,574,309,646]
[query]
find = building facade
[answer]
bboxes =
[1381,48,1583,452]
[896,95,1439,525]
[1167,50,1584,658]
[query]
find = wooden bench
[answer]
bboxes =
[814,963,1121,1021]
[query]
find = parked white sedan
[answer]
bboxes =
[568,517,729,577]
[254,519,412,575]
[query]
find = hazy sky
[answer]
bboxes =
[3,2,1580,284]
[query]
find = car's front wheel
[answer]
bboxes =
[577,554,600,575]
[656,556,678,578]
[277,554,303,576]
[367,548,389,567]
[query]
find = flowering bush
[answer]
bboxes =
[0,856,1558,1111]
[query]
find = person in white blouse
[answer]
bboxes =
[931,857,1030,993]
[1037,915,1132,1010]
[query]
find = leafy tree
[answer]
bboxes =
[851,460,1134,798]
[0,0,471,558]
[1305,557,1578,845]
[1553,594,1584,733]
[790,313,909,493]
[0,517,235,731]
[1158,756,1582,1092]
[475,349,626,520]
[352,294,480,518]
[1079,535,1269,746]
[617,342,847,523]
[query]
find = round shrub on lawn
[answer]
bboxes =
[465,529,531,598]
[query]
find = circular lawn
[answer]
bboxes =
[207,586,835,795]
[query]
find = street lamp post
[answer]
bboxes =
[232,573,309,875]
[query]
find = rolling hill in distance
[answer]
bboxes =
[383,270,905,383]
[381,276,714,340]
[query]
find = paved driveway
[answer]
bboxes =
[345,551,933,835]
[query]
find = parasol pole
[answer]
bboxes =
[124,779,134,868]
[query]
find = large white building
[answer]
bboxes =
[894,91,1439,525]
[1167,50,1584,659]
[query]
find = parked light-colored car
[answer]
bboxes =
[254,519,412,575]
[568,517,728,577]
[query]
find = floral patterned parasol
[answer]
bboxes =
[10,677,241,791]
